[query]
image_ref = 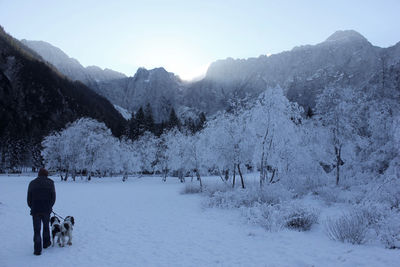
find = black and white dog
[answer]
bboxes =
[50,215,75,247]
[62,216,75,246]
[50,216,65,247]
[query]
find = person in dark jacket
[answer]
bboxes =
[27,168,56,255]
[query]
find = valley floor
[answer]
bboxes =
[0,174,399,267]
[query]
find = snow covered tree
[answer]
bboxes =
[119,138,140,181]
[42,118,122,181]
[165,129,189,182]
[155,132,170,181]
[134,131,157,174]
[249,87,303,187]
[184,133,206,190]
[204,108,253,188]
[316,87,358,185]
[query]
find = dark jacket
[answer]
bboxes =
[27,176,56,215]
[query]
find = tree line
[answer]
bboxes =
[125,103,206,139]
[40,80,399,192]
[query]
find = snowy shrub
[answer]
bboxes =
[255,184,291,206]
[242,202,318,232]
[356,203,384,227]
[325,212,368,244]
[283,205,319,231]
[204,184,291,209]
[348,202,400,248]
[204,189,244,208]
[242,203,284,231]
[315,186,340,204]
[378,218,400,249]
[203,183,232,197]
[284,175,326,198]
[376,178,400,210]
[371,209,400,249]
[181,183,202,194]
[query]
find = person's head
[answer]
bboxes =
[38,168,48,177]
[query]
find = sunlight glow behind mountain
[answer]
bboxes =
[1,0,399,80]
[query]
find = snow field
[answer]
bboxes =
[1,175,399,267]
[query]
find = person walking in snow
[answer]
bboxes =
[27,168,56,255]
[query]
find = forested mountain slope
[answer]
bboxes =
[0,26,126,171]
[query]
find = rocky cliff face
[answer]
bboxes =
[94,67,185,122]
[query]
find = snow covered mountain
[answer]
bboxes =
[93,30,400,121]
[93,67,185,122]
[185,30,393,112]
[21,40,126,85]
[23,30,400,122]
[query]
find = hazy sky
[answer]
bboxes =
[1,0,400,80]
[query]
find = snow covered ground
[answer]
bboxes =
[1,174,399,267]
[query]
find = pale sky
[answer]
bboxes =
[1,0,400,80]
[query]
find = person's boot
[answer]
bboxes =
[34,239,42,255]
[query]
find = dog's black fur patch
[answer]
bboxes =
[63,223,70,231]
[50,216,60,225]
[65,216,75,225]
[52,225,61,238]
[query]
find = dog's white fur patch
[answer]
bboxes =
[50,216,65,247]
[63,216,74,246]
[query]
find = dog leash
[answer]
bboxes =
[52,210,64,220]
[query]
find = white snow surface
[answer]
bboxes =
[113,105,132,120]
[1,175,399,267]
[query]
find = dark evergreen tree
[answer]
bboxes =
[125,112,137,140]
[167,108,181,130]
[306,107,314,118]
[144,103,155,133]
[196,112,207,131]
[135,107,146,137]
[184,117,196,134]
[153,121,166,137]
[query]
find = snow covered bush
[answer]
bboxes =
[358,201,400,249]
[283,205,319,231]
[376,177,400,210]
[249,184,292,206]
[204,184,291,209]
[314,185,340,204]
[242,202,319,232]
[181,182,202,194]
[325,212,368,244]
[377,213,400,249]
[283,175,326,198]
[344,202,400,249]
[203,183,233,197]
[242,203,285,231]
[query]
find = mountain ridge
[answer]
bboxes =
[21,39,126,85]
[22,29,400,121]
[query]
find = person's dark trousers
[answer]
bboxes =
[32,213,51,254]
